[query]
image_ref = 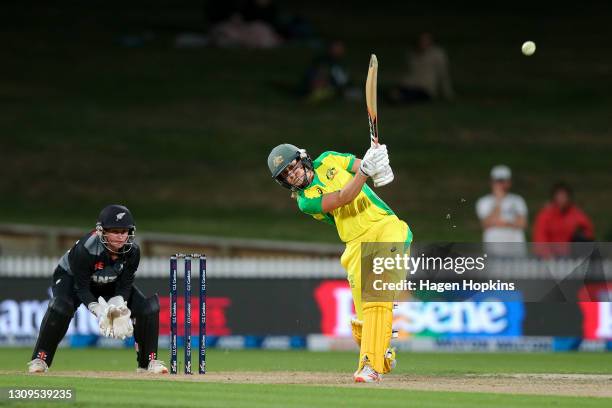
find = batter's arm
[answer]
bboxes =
[321,170,368,213]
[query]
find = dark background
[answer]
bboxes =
[1,1,611,243]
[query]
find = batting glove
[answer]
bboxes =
[359,146,380,177]
[373,164,394,187]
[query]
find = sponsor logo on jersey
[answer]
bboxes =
[326,167,337,180]
[91,275,118,284]
[94,261,105,271]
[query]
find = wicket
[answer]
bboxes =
[169,253,206,375]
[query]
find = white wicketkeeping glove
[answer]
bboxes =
[108,296,133,340]
[107,295,129,314]
[88,297,113,337]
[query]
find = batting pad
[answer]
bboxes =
[351,318,363,346]
[359,301,393,373]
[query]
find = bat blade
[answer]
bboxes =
[365,54,378,146]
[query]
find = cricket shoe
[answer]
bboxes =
[354,364,381,383]
[27,358,48,373]
[136,360,169,374]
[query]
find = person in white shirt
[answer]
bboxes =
[476,165,528,257]
[387,32,454,104]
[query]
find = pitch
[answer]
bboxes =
[1,348,611,407]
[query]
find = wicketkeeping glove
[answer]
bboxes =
[88,297,113,337]
[107,296,133,340]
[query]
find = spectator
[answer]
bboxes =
[387,32,454,104]
[532,182,594,257]
[208,0,283,49]
[209,13,282,48]
[302,40,355,103]
[476,165,528,257]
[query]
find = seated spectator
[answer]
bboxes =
[533,182,594,258]
[209,1,283,49]
[476,165,528,257]
[387,32,454,104]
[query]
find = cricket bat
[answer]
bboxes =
[365,54,379,147]
[365,54,394,186]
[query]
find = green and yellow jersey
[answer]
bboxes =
[297,151,402,242]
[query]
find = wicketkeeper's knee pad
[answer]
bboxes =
[143,295,160,316]
[133,294,160,318]
[359,302,393,374]
[48,296,75,317]
[351,318,362,346]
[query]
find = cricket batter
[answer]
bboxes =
[268,144,412,382]
[27,204,168,374]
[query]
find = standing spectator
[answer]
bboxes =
[476,165,528,257]
[532,183,594,257]
[387,32,454,104]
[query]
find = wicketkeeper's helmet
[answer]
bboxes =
[95,204,136,254]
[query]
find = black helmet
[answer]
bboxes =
[95,204,136,254]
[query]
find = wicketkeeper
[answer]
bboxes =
[28,204,168,374]
[268,144,412,382]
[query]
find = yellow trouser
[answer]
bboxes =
[340,215,412,373]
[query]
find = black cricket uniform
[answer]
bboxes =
[31,231,160,368]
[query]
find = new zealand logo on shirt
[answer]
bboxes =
[91,261,124,284]
[326,167,337,180]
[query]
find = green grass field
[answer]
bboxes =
[1,348,611,407]
[1,2,611,242]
